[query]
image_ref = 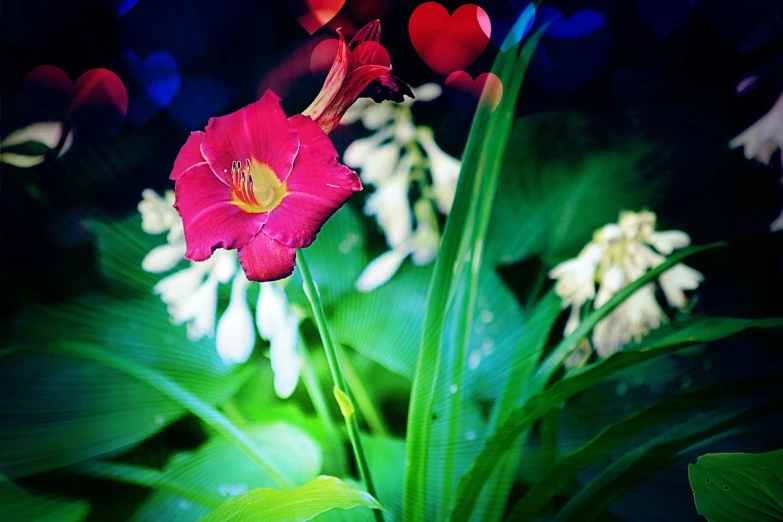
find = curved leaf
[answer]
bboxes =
[689,449,783,522]
[452,316,783,519]
[0,479,89,522]
[128,423,322,521]
[199,476,382,522]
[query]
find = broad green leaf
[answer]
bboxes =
[131,423,322,521]
[689,449,783,522]
[552,406,766,522]
[331,262,429,379]
[286,205,368,312]
[452,317,783,519]
[332,263,526,401]
[316,436,406,522]
[199,476,381,522]
[0,479,90,522]
[87,215,170,297]
[509,375,782,520]
[485,105,728,267]
[0,295,249,478]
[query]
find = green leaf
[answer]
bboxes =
[689,449,783,522]
[331,264,526,401]
[198,476,381,522]
[508,375,781,520]
[286,205,368,312]
[552,406,769,522]
[86,215,170,296]
[0,295,250,478]
[0,479,90,522]
[452,316,783,519]
[130,423,322,521]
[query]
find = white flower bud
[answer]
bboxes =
[216,274,255,365]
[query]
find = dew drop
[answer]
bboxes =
[480,309,494,324]
[449,384,458,394]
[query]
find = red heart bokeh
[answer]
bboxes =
[409,2,491,76]
[19,65,128,143]
[445,70,503,111]
[292,0,346,35]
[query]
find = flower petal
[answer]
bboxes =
[349,20,381,49]
[174,164,268,261]
[359,73,414,105]
[170,131,206,180]
[201,90,299,184]
[263,146,362,248]
[237,231,297,282]
[356,247,411,292]
[302,31,350,123]
[314,64,393,134]
[142,241,187,273]
[288,114,339,157]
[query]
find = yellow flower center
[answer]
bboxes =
[227,158,287,213]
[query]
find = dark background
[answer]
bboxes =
[1,1,783,520]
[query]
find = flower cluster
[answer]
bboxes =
[730,91,783,232]
[342,83,461,291]
[138,189,302,398]
[549,210,704,368]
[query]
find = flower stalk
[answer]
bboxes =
[296,249,383,522]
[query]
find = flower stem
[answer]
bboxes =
[296,249,383,522]
[298,334,349,476]
[336,343,390,436]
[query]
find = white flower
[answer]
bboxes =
[549,243,604,310]
[356,247,413,293]
[417,126,461,214]
[659,263,704,309]
[168,273,220,341]
[257,282,301,398]
[549,210,703,368]
[216,274,256,365]
[142,241,187,273]
[153,250,237,341]
[0,121,73,167]
[138,189,179,235]
[771,208,783,232]
[364,169,413,248]
[356,200,440,292]
[730,91,783,166]
[409,199,440,266]
[592,284,666,358]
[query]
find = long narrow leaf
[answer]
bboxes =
[403,38,524,521]
[451,316,783,519]
[507,375,781,519]
[552,401,782,522]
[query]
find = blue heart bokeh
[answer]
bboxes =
[636,0,693,40]
[483,0,537,52]
[530,7,611,97]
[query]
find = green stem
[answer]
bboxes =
[296,249,383,522]
[336,344,390,437]
[69,461,224,509]
[48,343,293,489]
[298,334,349,476]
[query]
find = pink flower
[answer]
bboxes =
[303,20,412,134]
[169,21,410,282]
[169,90,362,281]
